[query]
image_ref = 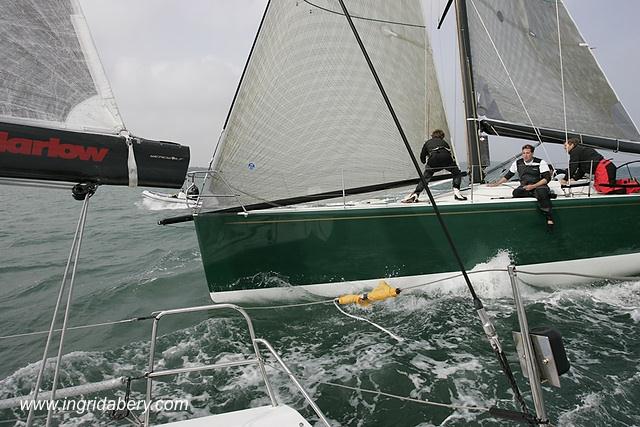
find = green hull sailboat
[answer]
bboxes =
[185,0,640,302]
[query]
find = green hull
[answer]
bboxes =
[194,196,640,293]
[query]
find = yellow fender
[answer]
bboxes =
[337,280,401,306]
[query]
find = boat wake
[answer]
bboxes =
[137,198,194,211]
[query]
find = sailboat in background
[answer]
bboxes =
[0,0,190,189]
[182,0,640,302]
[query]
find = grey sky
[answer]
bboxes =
[80,0,640,167]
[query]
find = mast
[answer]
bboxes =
[454,0,485,183]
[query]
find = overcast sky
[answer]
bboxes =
[80,0,640,167]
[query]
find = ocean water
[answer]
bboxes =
[0,184,638,426]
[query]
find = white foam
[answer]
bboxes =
[542,280,640,310]
[137,198,193,211]
[405,250,542,301]
[556,392,604,425]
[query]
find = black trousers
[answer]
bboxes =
[512,185,553,217]
[413,152,463,195]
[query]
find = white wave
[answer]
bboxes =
[542,280,640,311]
[556,392,604,426]
[137,198,194,211]
[391,250,546,304]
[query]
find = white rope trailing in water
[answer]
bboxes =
[333,301,404,342]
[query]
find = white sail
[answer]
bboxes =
[202,0,449,209]
[0,0,124,134]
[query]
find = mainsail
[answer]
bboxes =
[0,0,123,133]
[463,0,640,150]
[202,0,449,210]
[0,0,190,188]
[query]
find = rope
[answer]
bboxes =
[517,270,640,281]
[3,269,635,342]
[242,299,335,310]
[319,380,490,412]
[333,301,404,342]
[402,268,509,291]
[0,316,153,341]
[403,268,640,292]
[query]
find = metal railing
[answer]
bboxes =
[143,303,330,426]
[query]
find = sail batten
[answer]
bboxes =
[202,0,449,210]
[465,0,640,145]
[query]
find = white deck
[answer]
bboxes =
[157,404,311,426]
[227,179,631,216]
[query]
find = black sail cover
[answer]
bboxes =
[464,0,640,149]
[0,122,189,188]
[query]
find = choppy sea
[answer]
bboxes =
[0,184,638,426]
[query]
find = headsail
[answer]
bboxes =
[0,0,190,189]
[463,0,640,149]
[202,0,449,210]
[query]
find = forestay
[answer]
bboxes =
[465,0,640,143]
[0,0,124,134]
[201,0,449,210]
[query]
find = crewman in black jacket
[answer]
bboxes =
[488,144,554,229]
[402,129,466,203]
[561,138,620,194]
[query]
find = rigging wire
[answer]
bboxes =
[45,193,93,427]
[26,192,91,427]
[555,0,569,145]
[556,0,572,195]
[0,317,154,341]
